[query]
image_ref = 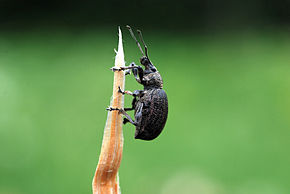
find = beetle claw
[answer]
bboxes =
[111,67,132,75]
[110,67,121,72]
[118,108,126,115]
[106,106,120,111]
[118,86,125,94]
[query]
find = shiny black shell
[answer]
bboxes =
[134,88,168,140]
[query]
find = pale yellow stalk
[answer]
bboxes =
[92,27,125,194]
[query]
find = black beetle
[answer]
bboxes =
[109,25,168,140]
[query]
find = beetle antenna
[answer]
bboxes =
[126,25,145,56]
[137,29,149,58]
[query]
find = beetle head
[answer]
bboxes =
[140,56,149,65]
[140,56,156,72]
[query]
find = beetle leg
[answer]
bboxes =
[119,108,137,126]
[107,107,137,125]
[134,103,143,127]
[111,63,143,84]
[110,64,136,72]
[120,106,142,127]
[106,107,120,111]
[124,107,134,111]
[123,118,130,124]
[124,95,137,111]
[132,90,144,97]
[129,63,144,84]
[118,86,144,97]
[110,67,122,72]
[124,69,131,75]
[111,65,138,71]
[118,86,134,96]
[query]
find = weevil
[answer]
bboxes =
[108,25,168,140]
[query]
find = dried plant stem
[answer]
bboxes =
[92,28,125,194]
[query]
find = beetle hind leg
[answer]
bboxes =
[119,109,137,126]
[123,118,130,124]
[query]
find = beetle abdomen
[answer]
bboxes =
[135,89,168,140]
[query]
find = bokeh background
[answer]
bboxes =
[1,0,290,194]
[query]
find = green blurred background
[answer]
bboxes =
[1,1,290,194]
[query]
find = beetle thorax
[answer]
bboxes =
[142,72,163,89]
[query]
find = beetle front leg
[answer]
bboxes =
[111,64,139,72]
[110,67,131,75]
[130,62,143,84]
[111,63,143,84]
